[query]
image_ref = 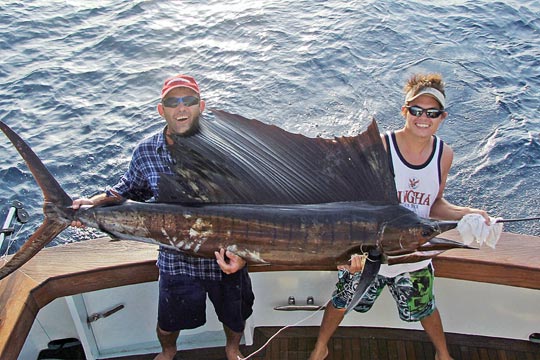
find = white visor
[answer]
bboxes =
[405,87,446,108]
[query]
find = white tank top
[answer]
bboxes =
[378,131,443,277]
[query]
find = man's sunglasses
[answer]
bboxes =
[406,106,444,119]
[162,96,200,108]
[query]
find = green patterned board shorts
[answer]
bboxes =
[331,263,436,322]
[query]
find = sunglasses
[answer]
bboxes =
[406,106,444,119]
[162,96,200,108]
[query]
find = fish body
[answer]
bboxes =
[78,200,457,266]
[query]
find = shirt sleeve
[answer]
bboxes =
[111,146,154,202]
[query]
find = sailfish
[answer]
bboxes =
[0,109,470,310]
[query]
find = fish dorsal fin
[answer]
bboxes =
[158,109,398,204]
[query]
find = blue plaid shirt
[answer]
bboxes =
[111,126,223,280]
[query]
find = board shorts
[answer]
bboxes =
[331,263,436,322]
[158,267,254,333]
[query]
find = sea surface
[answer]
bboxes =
[1,0,539,254]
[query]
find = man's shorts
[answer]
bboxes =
[158,267,255,333]
[332,264,436,322]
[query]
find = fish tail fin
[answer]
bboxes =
[0,121,73,280]
[0,121,72,206]
[0,220,67,279]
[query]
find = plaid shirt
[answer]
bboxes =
[111,126,223,280]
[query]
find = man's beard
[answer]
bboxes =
[176,116,200,137]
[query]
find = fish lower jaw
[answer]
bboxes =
[108,232,162,246]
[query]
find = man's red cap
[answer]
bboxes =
[161,74,200,98]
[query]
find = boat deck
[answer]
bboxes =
[2,230,540,359]
[105,326,540,360]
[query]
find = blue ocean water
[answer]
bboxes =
[0,0,539,253]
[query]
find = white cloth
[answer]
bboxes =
[457,214,503,249]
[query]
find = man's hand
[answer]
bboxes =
[215,248,246,274]
[70,198,95,228]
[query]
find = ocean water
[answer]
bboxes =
[0,0,539,253]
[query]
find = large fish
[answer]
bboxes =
[0,110,468,284]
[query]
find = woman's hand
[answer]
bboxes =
[337,254,365,273]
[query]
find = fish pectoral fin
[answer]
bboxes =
[344,249,382,315]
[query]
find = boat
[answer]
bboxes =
[1,198,539,360]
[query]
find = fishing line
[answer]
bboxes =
[0,223,25,258]
[495,216,540,223]
[237,284,354,360]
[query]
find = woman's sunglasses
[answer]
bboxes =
[162,96,200,108]
[406,106,444,119]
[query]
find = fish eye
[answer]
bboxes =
[421,226,435,237]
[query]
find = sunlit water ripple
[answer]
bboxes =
[1,0,539,253]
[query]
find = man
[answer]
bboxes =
[71,74,254,360]
[309,73,490,360]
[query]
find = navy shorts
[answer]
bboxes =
[157,267,254,333]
